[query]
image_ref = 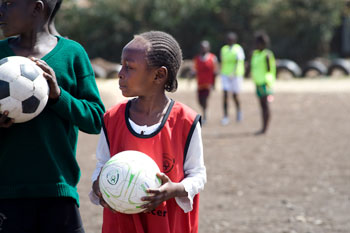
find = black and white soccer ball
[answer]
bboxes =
[0,56,49,123]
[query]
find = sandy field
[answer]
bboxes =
[76,77,350,233]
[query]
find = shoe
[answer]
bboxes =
[254,128,267,135]
[221,116,229,125]
[254,130,265,136]
[236,111,243,122]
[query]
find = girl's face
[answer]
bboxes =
[0,0,34,37]
[200,43,209,55]
[118,39,157,98]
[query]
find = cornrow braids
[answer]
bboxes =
[49,0,62,24]
[42,0,58,20]
[138,31,183,92]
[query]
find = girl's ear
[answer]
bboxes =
[154,66,168,83]
[32,0,44,17]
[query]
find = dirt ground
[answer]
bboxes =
[76,78,350,233]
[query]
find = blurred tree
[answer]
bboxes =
[57,0,260,61]
[56,0,345,65]
[256,0,344,64]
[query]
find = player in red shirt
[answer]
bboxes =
[91,31,206,233]
[193,40,218,123]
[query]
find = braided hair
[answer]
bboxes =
[255,30,270,48]
[136,31,182,92]
[49,0,62,25]
[41,0,58,20]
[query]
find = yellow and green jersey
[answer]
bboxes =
[251,49,276,86]
[220,44,245,77]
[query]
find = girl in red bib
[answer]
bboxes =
[193,40,218,123]
[90,31,206,233]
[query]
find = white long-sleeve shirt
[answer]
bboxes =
[89,119,206,213]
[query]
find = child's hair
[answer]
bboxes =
[200,40,210,49]
[49,0,62,25]
[255,31,270,47]
[41,0,58,20]
[227,32,238,43]
[136,31,182,92]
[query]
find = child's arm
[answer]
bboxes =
[213,55,219,76]
[265,52,275,87]
[245,51,253,78]
[266,54,271,73]
[176,122,206,212]
[142,122,206,213]
[234,47,245,77]
[32,47,105,135]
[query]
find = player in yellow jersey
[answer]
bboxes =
[249,31,276,134]
[219,32,245,125]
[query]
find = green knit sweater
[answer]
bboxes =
[0,36,105,205]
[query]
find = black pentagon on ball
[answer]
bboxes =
[22,95,40,113]
[0,80,10,99]
[20,64,40,81]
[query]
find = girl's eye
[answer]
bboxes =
[125,63,133,70]
[121,61,133,71]
[122,64,131,72]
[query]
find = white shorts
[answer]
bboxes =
[221,75,243,93]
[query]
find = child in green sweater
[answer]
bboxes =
[0,0,105,232]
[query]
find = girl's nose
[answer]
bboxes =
[118,67,124,79]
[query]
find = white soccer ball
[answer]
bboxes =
[0,56,49,123]
[99,150,162,214]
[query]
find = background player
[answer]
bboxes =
[193,40,218,123]
[219,32,245,125]
[249,31,276,134]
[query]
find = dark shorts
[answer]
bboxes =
[197,89,210,99]
[0,197,85,233]
[256,84,273,98]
